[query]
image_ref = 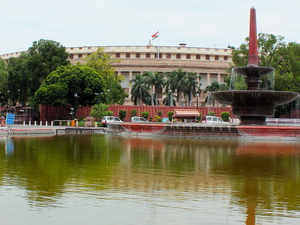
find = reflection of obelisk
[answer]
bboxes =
[245,179,257,225]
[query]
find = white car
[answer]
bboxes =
[101,116,123,127]
[131,116,149,123]
[204,116,230,125]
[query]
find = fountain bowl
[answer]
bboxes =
[213,90,298,125]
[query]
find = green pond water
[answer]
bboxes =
[0,134,300,225]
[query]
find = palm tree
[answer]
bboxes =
[205,81,220,106]
[131,74,151,105]
[144,72,165,105]
[165,71,178,106]
[182,72,199,106]
[174,69,186,106]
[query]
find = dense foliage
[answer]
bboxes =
[5,39,69,106]
[0,58,9,105]
[85,48,127,105]
[34,65,105,107]
[231,33,300,92]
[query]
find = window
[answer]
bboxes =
[166,53,171,59]
[196,54,201,60]
[224,56,228,61]
[206,55,210,60]
[69,54,73,59]
[116,53,120,58]
[146,53,151,58]
[186,54,191,59]
[126,53,130,58]
[176,54,181,59]
[136,53,140,58]
[159,53,162,59]
[78,54,82,58]
[215,55,219,60]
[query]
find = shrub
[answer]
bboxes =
[221,112,230,122]
[130,109,137,117]
[197,112,202,122]
[119,110,126,121]
[158,110,162,117]
[90,103,109,121]
[154,115,162,122]
[168,111,174,122]
[78,120,85,127]
[207,111,215,116]
[141,111,149,120]
[105,110,113,116]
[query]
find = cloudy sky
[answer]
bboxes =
[1,0,299,53]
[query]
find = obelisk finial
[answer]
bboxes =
[248,7,259,65]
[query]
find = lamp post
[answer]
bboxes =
[196,93,199,108]
[73,92,79,120]
[168,90,172,106]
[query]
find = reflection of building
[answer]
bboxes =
[1,45,232,105]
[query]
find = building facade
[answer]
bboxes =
[1,44,232,105]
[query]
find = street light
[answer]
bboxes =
[196,93,199,108]
[72,92,79,120]
[168,90,171,106]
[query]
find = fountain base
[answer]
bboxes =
[213,90,298,126]
[240,116,266,125]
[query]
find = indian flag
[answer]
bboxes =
[152,32,159,40]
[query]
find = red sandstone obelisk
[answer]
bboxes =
[248,7,259,66]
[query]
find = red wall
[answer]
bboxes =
[39,104,232,121]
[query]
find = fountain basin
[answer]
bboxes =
[213,90,298,125]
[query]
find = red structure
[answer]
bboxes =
[39,104,232,122]
[248,7,259,65]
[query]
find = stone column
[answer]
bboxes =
[207,73,211,86]
[218,73,222,83]
[128,71,133,102]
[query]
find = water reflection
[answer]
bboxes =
[0,135,300,224]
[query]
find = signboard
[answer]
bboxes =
[6,113,15,125]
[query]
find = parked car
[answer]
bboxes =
[131,116,149,123]
[204,116,230,125]
[101,116,123,127]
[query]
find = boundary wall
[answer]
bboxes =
[39,105,232,122]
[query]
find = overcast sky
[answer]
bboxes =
[1,0,299,54]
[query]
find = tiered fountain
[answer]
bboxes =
[213,7,298,125]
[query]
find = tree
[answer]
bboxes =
[5,39,69,106]
[231,33,300,92]
[7,54,31,105]
[86,48,127,105]
[182,72,199,106]
[119,110,126,121]
[90,103,110,121]
[130,74,151,105]
[27,39,69,96]
[205,81,221,106]
[144,72,165,105]
[0,58,8,105]
[34,65,106,117]
[165,71,178,106]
